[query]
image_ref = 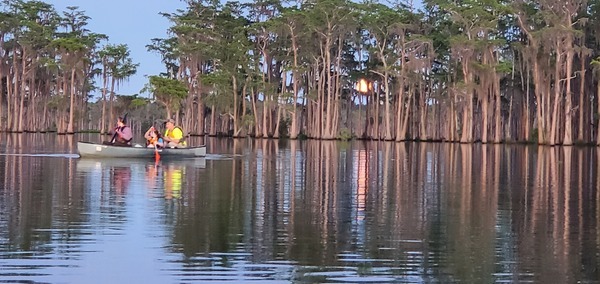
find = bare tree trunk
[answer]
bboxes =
[251,87,261,137]
[7,53,16,131]
[460,62,473,143]
[273,102,282,139]
[101,64,108,134]
[395,75,405,142]
[67,68,76,134]
[532,59,547,144]
[324,37,333,139]
[563,35,574,146]
[232,75,239,137]
[0,66,3,131]
[18,55,27,133]
[550,48,563,146]
[289,72,299,138]
[482,89,489,143]
[262,92,269,138]
[289,26,300,139]
[236,80,248,138]
[596,81,600,145]
[525,71,530,141]
[450,90,456,141]
[401,85,412,140]
[273,76,285,139]
[108,77,116,132]
[507,95,513,141]
[197,100,205,136]
[578,56,586,142]
[165,105,172,121]
[493,71,502,143]
[210,104,217,136]
[419,82,427,140]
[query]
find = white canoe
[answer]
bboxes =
[77,141,206,158]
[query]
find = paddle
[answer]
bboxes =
[154,141,160,161]
[110,113,128,143]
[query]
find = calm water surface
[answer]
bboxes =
[0,133,599,283]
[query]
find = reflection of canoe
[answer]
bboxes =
[76,157,206,171]
[77,141,206,158]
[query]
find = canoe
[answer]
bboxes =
[77,141,206,158]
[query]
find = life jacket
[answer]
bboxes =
[147,136,159,146]
[115,126,132,145]
[165,126,187,146]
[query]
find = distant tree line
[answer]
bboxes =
[2,0,600,145]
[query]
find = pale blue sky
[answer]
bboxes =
[48,0,186,97]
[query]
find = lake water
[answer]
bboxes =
[0,133,599,283]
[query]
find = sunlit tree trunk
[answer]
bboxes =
[550,46,563,146]
[210,104,216,136]
[251,87,261,137]
[395,74,406,141]
[596,81,600,145]
[108,77,116,131]
[481,87,489,143]
[288,21,301,139]
[17,54,27,133]
[563,33,574,146]
[101,62,108,134]
[460,64,474,143]
[67,68,76,134]
[578,57,586,142]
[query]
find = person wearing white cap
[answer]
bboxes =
[163,118,187,148]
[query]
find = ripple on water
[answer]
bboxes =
[328,276,398,283]
[159,252,299,282]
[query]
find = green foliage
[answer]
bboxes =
[495,60,512,74]
[145,76,188,112]
[592,56,600,78]
[337,127,353,141]
[131,97,149,108]
[51,37,86,53]
[242,114,255,127]
[99,44,138,81]
[146,37,180,77]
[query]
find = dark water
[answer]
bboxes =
[1,133,599,283]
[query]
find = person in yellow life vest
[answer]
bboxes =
[163,118,187,148]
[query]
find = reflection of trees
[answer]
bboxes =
[0,134,85,255]
[290,140,346,264]
[170,156,238,257]
[166,137,600,282]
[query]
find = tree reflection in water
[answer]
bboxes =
[0,135,600,283]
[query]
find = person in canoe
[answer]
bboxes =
[144,126,164,148]
[103,116,133,146]
[163,118,187,148]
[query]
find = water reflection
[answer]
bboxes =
[164,164,184,200]
[0,135,600,283]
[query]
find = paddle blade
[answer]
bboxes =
[154,147,160,162]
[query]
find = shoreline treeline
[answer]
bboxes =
[2,0,600,145]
